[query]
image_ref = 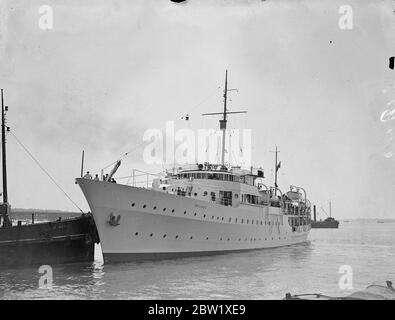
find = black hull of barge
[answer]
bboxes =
[0,215,98,268]
[311,222,339,228]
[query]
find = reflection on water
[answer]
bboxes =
[1,221,394,299]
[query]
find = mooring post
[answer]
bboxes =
[32,213,35,224]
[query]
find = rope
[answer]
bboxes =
[102,85,222,172]
[101,140,146,170]
[9,131,85,214]
[184,85,222,117]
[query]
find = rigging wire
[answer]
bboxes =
[9,130,85,214]
[101,140,147,170]
[182,85,222,119]
[102,85,223,170]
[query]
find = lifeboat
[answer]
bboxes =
[286,191,303,201]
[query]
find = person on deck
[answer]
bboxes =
[94,174,99,181]
[83,171,92,179]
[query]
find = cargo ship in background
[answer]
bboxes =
[77,70,313,264]
[311,201,339,229]
[0,89,99,268]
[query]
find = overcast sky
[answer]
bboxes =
[0,0,394,219]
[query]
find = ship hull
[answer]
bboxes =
[76,178,310,264]
[0,215,98,268]
[311,222,339,229]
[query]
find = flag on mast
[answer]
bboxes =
[276,161,281,172]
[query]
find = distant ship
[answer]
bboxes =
[311,201,339,229]
[0,89,99,268]
[77,71,312,263]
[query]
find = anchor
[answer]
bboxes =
[108,213,121,226]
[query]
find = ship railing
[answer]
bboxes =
[283,200,311,216]
[113,169,162,188]
[164,163,227,174]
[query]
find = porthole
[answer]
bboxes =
[163,208,166,212]
[131,203,135,207]
[227,238,230,241]
[203,191,208,196]
[203,214,206,218]
[175,235,179,239]
[217,217,219,220]
[252,220,254,224]
[235,218,238,223]
[206,237,208,240]
[143,205,146,208]
[221,217,224,221]
[238,238,241,241]
[229,218,232,222]
[172,209,175,213]
[153,206,157,210]
[241,219,244,224]
[184,211,187,215]
[190,236,193,240]
[135,232,138,236]
[194,213,197,216]
[150,233,153,237]
[163,234,167,238]
[194,193,197,196]
[212,216,214,219]
[220,237,223,241]
[247,219,249,224]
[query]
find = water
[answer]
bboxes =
[1,220,394,299]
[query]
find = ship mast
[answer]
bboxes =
[270,146,280,195]
[221,70,228,165]
[202,70,247,166]
[1,89,11,227]
[1,90,7,205]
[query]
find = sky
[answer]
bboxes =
[0,0,394,219]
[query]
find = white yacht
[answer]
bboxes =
[76,71,312,263]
